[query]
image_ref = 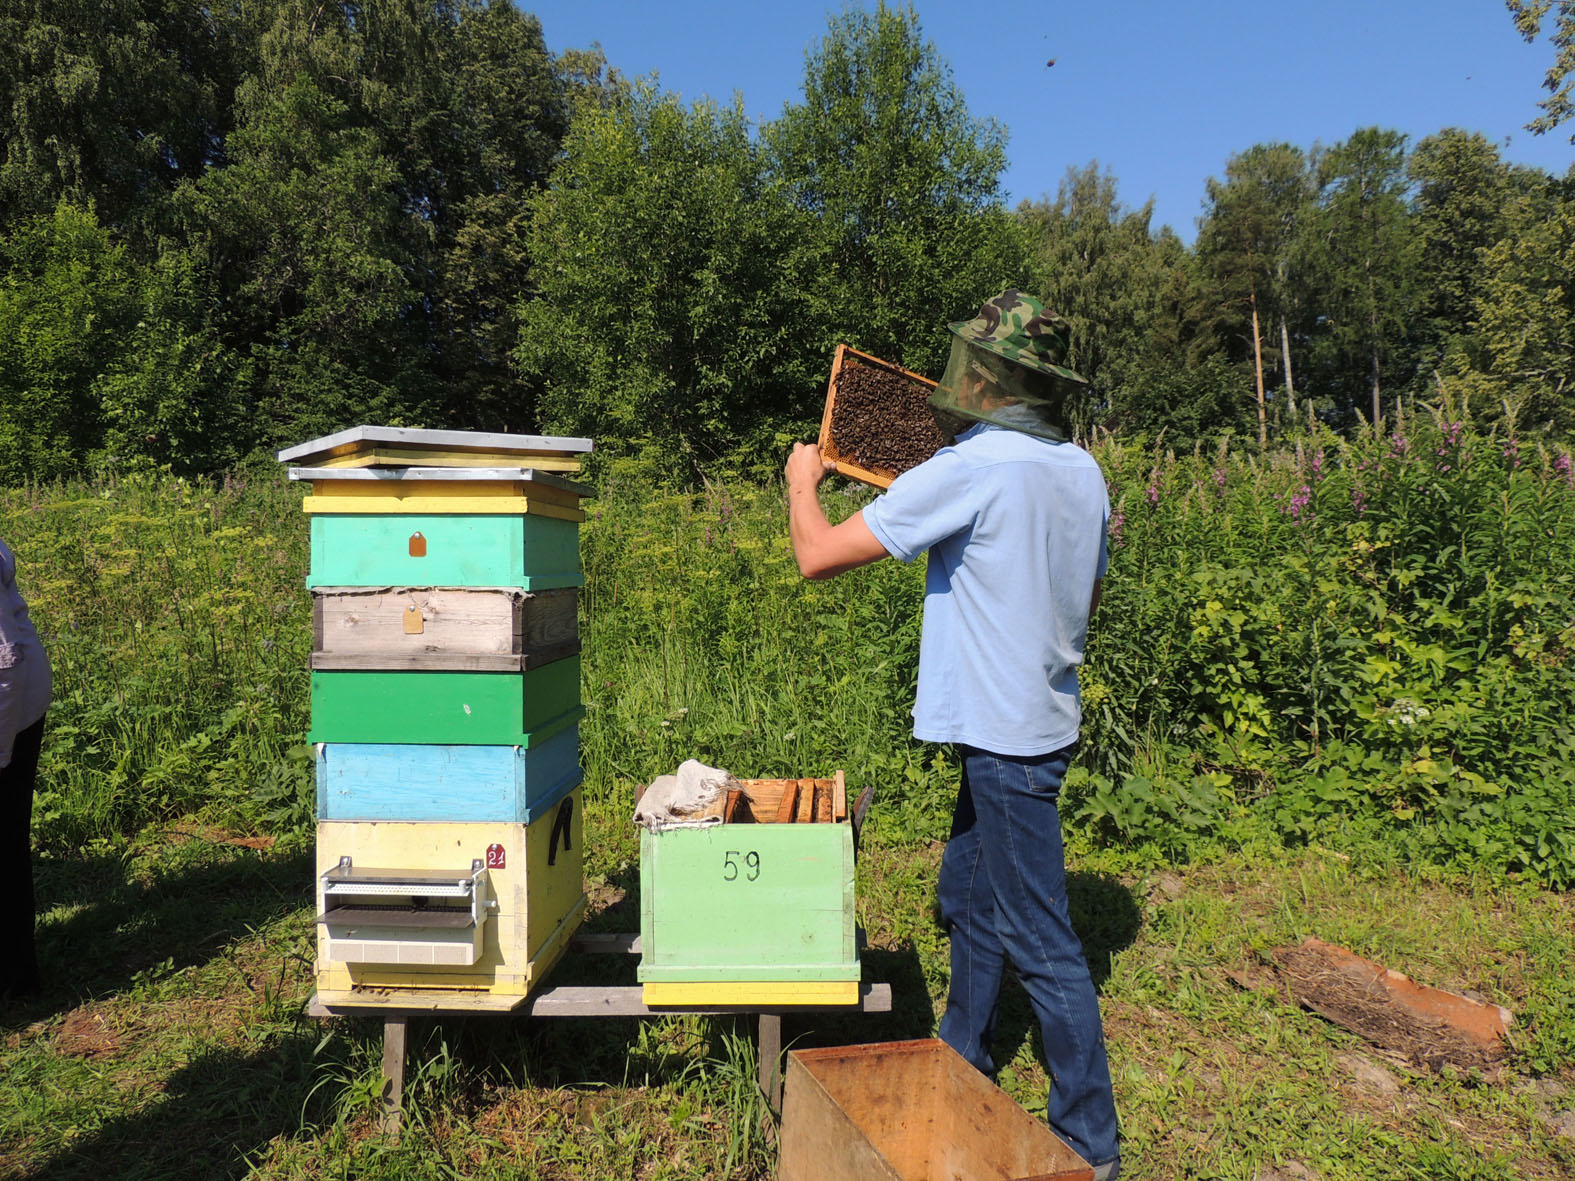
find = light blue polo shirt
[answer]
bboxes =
[861,424,1109,756]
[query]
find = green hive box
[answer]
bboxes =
[309,661,582,745]
[637,777,858,989]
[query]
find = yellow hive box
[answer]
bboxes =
[643,981,860,1006]
[293,467,590,521]
[314,791,585,1007]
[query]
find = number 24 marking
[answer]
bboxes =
[723,850,761,882]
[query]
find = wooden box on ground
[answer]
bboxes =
[778,1039,1093,1181]
[308,661,582,745]
[817,343,941,490]
[314,789,585,1008]
[312,586,578,673]
[316,727,581,823]
[305,513,583,591]
[638,775,859,1006]
[278,425,592,474]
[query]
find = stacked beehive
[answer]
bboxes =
[279,426,594,1011]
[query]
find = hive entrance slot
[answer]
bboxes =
[318,857,492,966]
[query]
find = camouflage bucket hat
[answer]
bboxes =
[948,289,1087,386]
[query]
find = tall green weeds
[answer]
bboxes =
[578,458,950,841]
[0,470,311,850]
[5,405,1572,885]
[1079,408,1575,883]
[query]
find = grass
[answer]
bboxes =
[2,808,1571,1179]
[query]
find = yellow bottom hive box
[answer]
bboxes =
[315,793,584,997]
[643,980,860,1007]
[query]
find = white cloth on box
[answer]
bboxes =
[633,759,738,831]
[0,539,51,770]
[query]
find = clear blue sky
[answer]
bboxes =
[520,0,1570,243]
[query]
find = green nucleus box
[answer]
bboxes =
[638,779,858,985]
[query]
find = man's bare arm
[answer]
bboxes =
[785,443,890,580]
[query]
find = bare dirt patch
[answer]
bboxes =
[1335,1051,1404,1098]
[1270,939,1509,1073]
[163,820,277,851]
[1254,1164,1321,1181]
[56,1008,122,1058]
[585,880,630,922]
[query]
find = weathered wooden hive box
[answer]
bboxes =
[638,774,861,1007]
[778,1039,1094,1181]
[280,426,594,1011]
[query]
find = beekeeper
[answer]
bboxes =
[0,537,51,999]
[784,290,1120,1179]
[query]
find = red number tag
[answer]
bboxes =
[485,843,506,869]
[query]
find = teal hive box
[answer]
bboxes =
[638,777,859,994]
[306,513,583,591]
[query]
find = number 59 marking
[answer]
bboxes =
[723,850,761,882]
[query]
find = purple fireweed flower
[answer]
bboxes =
[1212,467,1226,493]
[1108,510,1125,547]
[1503,438,1521,468]
[1311,450,1325,482]
[1145,484,1160,508]
[1389,433,1408,459]
[1556,453,1574,487]
[1281,483,1313,521]
[1352,486,1368,516]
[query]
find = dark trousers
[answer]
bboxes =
[0,716,44,996]
[937,744,1119,1171]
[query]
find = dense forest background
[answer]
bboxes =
[3,0,1574,483]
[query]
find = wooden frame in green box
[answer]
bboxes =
[637,820,858,984]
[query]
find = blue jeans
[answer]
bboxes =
[937,744,1120,1172]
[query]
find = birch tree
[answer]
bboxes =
[1508,0,1575,141]
[1302,128,1416,426]
[1196,144,1311,443]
